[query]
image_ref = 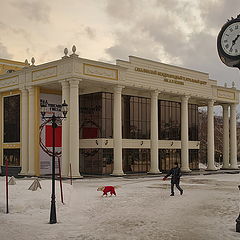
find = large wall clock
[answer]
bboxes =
[217,15,240,69]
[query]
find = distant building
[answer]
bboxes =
[0,47,239,177]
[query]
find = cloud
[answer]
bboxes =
[104,0,240,88]
[199,0,240,30]
[0,42,13,59]
[85,27,96,40]
[105,0,138,21]
[12,0,51,23]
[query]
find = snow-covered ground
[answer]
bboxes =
[0,173,240,240]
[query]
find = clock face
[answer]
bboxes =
[221,21,240,56]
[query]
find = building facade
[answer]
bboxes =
[0,47,239,177]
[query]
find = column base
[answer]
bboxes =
[111,170,125,176]
[70,175,83,179]
[18,173,28,177]
[181,168,191,173]
[229,166,239,170]
[69,172,83,178]
[148,169,161,174]
[221,165,230,170]
[206,166,217,171]
[19,172,28,176]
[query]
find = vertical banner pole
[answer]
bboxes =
[57,156,64,204]
[69,163,72,185]
[6,159,9,214]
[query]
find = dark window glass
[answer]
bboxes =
[3,148,20,166]
[189,149,199,170]
[122,95,150,139]
[80,148,113,174]
[123,149,150,173]
[4,95,20,142]
[159,100,181,140]
[159,149,181,172]
[188,104,198,141]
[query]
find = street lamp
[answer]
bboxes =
[40,100,68,224]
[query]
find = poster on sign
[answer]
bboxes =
[40,93,62,175]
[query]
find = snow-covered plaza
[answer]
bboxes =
[0,173,240,240]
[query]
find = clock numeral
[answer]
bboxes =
[235,25,239,30]
[230,28,233,32]
[225,44,229,49]
[224,40,228,43]
[230,48,233,52]
[225,34,229,36]
[235,49,238,53]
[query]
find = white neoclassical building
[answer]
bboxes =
[0,46,239,177]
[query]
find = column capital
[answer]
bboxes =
[27,86,35,94]
[181,95,190,102]
[207,99,215,107]
[20,87,28,93]
[151,90,159,97]
[69,79,80,87]
[19,85,27,91]
[221,103,229,109]
[60,80,70,87]
[113,85,125,93]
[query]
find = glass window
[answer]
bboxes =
[159,149,181,172]
[123,149,150,173]
[159,100,181,140]
[4,94,20,143]
[3,148,20,166]
[122,95,150,139]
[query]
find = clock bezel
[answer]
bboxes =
[217,16,240,67]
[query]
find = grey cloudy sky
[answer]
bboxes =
[1,0,240,88]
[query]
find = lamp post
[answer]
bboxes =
[40,100,68,224]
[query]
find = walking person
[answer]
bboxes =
[163,162,183,196]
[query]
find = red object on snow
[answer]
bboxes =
[102,186,116,196]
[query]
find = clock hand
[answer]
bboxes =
[230,34,240,51]
[232,34,240,46]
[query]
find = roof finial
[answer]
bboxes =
[72,45,76,53]
[70,45,79,58]
[31,57,35,66]
[232,81,235,88]
[64,48,68,56]
[62,48,69,59]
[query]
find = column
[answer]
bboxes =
[221,104,230,169]
[230,104,238,169]
[148,90,160,173]
[61,81,70,177]
[181,96,190,172]
[112,86,124,175]
[20,88,29,175]
[28,87,35,175]
[206,100,217,170]
[69,80,81,177]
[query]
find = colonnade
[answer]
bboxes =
[19,83,238,177]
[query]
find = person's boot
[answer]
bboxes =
[180,190,183,195]
[170,193,174,196]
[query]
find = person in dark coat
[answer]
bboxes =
[163,162,183,196]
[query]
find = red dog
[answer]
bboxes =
[97,186,117,196]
